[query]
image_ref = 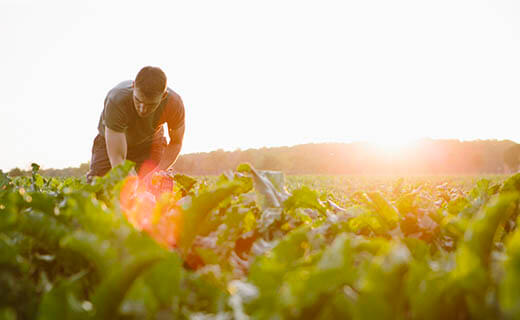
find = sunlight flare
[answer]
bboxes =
[368,135,418,153]
[119,172,183,248]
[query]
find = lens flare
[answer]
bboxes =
[119,170,183,248]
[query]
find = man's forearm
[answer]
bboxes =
[158,142,182,171]
[108,154,125,169]
[105,128,127,169]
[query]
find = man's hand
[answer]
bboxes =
[141,168,159,186]
[139,169,175,197]
[157,124,185,171]
[129,167,138,177]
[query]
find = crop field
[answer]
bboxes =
[1,162,520,319]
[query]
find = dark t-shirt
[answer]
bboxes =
[97,80,185,148]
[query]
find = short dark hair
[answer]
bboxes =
[134,66,167,97]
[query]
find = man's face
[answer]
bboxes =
[132,85,166,118]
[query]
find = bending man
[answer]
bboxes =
[87,66,185,182]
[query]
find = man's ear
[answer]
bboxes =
[131,81,135,88]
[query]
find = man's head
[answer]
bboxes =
[132,66,168,117]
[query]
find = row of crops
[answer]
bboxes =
[1,161,520,319]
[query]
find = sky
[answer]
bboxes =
[1,0,520,171]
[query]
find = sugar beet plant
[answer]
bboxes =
[1,161,520,319]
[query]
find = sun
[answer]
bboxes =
[368,134,418,153]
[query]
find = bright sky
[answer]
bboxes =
[2,0,520,170]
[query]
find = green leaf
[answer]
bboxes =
[91,251,165,320]
[0,308,17,320]
[119,278,159,318]
[196,247,221,265]
[452,192,519,319]
[500,221,520,317]
[0,170,11,197]
[37,271,90,320]
[366,192,399,229]
[405,254,461,320]
[59,231,118,277]
[249,166,289,209]
[355,242,411,320]
[174,173,198,194]
[347,207,385,235]
[85,160,135,200]
[284,186,327,215]
[461,192,519,268]
[143,255,184,306]
[446,197,470,216]
[261,171,287,194]
[17,210,70,249]
[281,233,355,314]
[501,173,520,193]
[236,163,253,173]
[395,192,417,214]
[178,181,241,255]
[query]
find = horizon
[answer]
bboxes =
[4,137,518,171]
[3,0,520,171]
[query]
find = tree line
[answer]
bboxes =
[7,139,520,178]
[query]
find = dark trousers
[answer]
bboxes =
[86,134,166,182]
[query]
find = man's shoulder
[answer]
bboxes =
[160,88,185,129]
[165,87,184,109]
[166,87,182,101]
[106,80,133,106]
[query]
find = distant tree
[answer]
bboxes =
[15,139,516,177]
[78,163,90,175]
[472,153,484,173]
[8,167,26,177]
[503,144,520,173]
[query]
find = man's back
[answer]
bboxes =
[96,80,184,148]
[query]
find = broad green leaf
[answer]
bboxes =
[37,271,89,320]
[249,166,289,209]
[499,222,520,317]
[59,231,118,276]
[284,186,327,214]
[174,173,198,194]
[0,308,17,320]
[501,173,520,193]
[143,254,184,306]
[17,210,70,249]
[119,277,159,318]
[179,181,240,255]
[461,192,519,268]
[366,192,399,229]
[91,251,165,319]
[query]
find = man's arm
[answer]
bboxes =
[105,126,128,169]
[157,124,185,171]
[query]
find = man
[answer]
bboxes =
[86,66,185,182]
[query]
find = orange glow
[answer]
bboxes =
[370,137,417,153]
[137,160,158,179]
[119,171,182,248]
